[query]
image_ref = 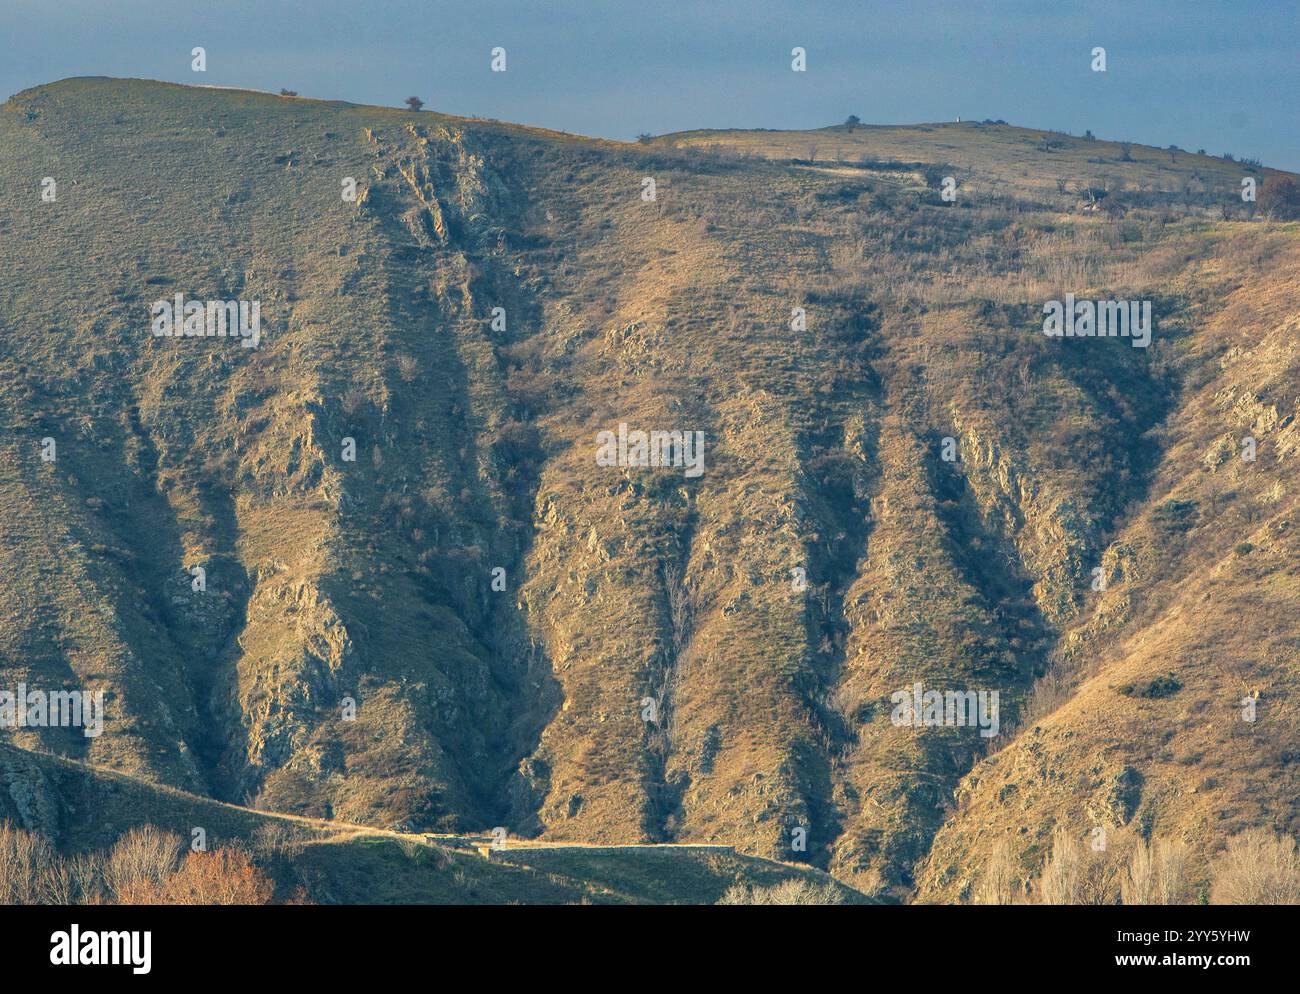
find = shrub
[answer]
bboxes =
[1258,177,1300,221]
[395,353,420,382]
[974,837,1022,904]
[0,822,104,905]
[253,821,308,860]
[1152,497,1198,531]
[1036,826,1084,904]
[716,878,845,905]
[404,96,424,112]
[0,821,56,904]
[1210,830,1300,904]
[67,853,107,905]
[1122,838,1188,904]
[104,825,183,902]
[1117,674,1182,699]
[124,847,275,905]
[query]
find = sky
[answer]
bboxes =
[3,0,1298,169]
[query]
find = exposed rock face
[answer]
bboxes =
[0,748,61,841]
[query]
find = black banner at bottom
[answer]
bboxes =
[2,903,1292,982]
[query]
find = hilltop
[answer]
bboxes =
[0,77,1296,902]
[654,118,1286,204]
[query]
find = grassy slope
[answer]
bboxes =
[0,742,862,903]
[916,232,1300,902]
[657,120,1287,204]
[1,78,1296,902]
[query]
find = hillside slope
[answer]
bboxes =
[1,78,1296,901]
[0,742,861,904]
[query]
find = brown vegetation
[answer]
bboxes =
[0,821,274,906]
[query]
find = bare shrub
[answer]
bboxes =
[1258,176,1300,221]
[68,852,107,905]
[340,385,368,415]
[104,825,183,902]
[1122,837,1189,905]
[1021,667,1072,726]
[717,878,845,905]
[39,858,77,905]
[654,559,694,740]
[0,822,112,905]
[1029,231,1106,293]
[1210,829,1300,905]
[253,821,308,860]
[974,837,1022,904]
[399,838,422,860]
[662,560,692,660]
[122,846,275,906]
[1037,826,1085,904]
[395,354,420,382]
[0,821,57,904]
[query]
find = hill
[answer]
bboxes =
[0,742,863,903]
[1,77,1296,901]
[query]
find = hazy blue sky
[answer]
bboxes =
[4,0,1298,168]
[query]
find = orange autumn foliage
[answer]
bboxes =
[118,847,274,906]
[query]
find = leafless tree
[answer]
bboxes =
[1037,826,1084,904]
[1211,829,1300,904]
[974,837,1022,904]
[103,825,183,902]
[1122,837,1189,904]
